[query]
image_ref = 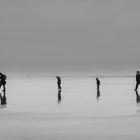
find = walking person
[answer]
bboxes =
[135,71,140,91]
[56,76,61,91]
[96,78,101,99]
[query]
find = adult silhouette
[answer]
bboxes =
[56,76,61,90]
[135,71,140,91]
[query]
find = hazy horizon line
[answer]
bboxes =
[7,74,135,78]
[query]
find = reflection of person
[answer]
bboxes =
[135,71,140,91]
[96,78,100,89]
[58,90,61,104]
[135,90,140,103]
[97,88,100,99]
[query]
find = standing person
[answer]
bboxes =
[96,78,100,99]
[135,71,140,91]
[96,78,100,90]
[56,76,61,90]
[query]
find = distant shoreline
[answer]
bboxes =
[7,75,135,78]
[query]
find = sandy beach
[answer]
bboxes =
[0,76,139,140]
[0,112,140,140]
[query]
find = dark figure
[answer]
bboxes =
[96,78,100,90]
[0,73,7,94]
[135,90,140,103]
[56,76,61,90]
[135,71,140,91]
[57,89,62,104]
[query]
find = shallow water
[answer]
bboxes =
[3,76,139,116]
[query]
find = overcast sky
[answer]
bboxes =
[0,0,140,74]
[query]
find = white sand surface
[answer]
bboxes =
[0,77,139,139]
[0,112,140,140]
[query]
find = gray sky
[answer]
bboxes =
[0,0,140,74]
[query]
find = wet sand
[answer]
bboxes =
[0,76,140,140]
[0,112,140,140]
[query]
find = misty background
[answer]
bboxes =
[0,0,140,75]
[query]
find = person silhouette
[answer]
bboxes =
[56,76,61,90]
[135,71,140,91]
[0,73,7,94]
[96,78,100,90]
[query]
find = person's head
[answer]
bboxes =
[56,76,60,79]
[137,71,140,74]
